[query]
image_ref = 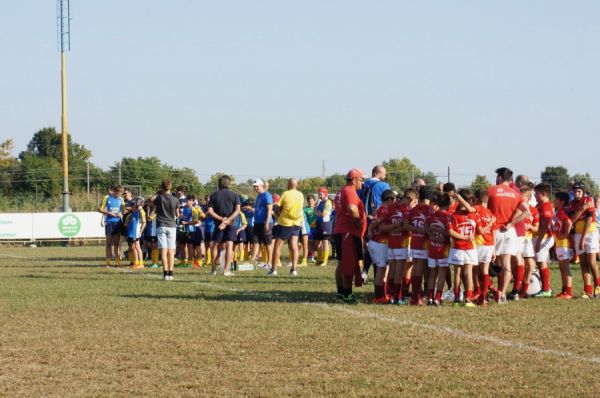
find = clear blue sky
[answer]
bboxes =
[2,1,599,185]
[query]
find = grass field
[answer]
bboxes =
[1,246,600,397]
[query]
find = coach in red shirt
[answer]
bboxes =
[333,168,368,303]
[487,167,530,303]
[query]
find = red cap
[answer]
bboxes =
[272,194,280,203]
[318,187,329,196]
[346,168,367,180]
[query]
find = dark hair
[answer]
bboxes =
[438,193,451,208]
[419,186,435,202]
[161,179,172,192]
[475,189,488,202]
[380,189,396,202]
[306,194,316,201]
[442,182,456,193]
[403,187,418,201]
[176,185,186,193]
[218,175,231,189]
[534,183,551,196]
[187,194,196,201]
[495,167,513,183]
[555,191,570,206]
[458,188,474,205]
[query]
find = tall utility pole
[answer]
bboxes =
[57,0,71,212]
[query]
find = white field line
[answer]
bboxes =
[190,280,600,366]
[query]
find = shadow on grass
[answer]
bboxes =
[121,289,358,304]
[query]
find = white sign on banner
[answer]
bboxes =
[0,212,106,240]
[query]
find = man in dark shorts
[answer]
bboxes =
[251,179,274,269]
[333,168,368,303]
[206,175,241,276]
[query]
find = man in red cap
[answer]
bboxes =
[314,187,333,266]
[333,168,368,303]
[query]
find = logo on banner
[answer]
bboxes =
[58,214,81,237]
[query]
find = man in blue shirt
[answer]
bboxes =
[251,178,274,268]
[98,185,125,267]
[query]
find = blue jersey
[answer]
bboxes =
[362,179,391,210]
[254,192,273,224]
[127,208,146,240]
[202,205,215,234]
[315,199,333,222]
[243,208,254,228]
[102,195,124,223]
[145,208,157,238]
[181,207,197,233]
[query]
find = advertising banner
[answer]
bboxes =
[0,212,105,240]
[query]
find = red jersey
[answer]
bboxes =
[371,204,393,243]
[487,184,525,228]
[408,204,434,250]
[388,203,409,249]
[474,205,494,246]
[524,205,539,238]
[568,196,597,234]
[536,201,553,237]
[427,210,452,259]
[553,208,571,248]
[450,210,480,250]
[333,185,367,238]
[448,201,459,214]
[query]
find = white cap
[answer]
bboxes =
[252,178,265,186]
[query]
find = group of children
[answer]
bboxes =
[365,181,600,307]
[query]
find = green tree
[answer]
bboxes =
[470,175,491,193]
[540,166,570,192]
[571,173,599,196]
[298,177,326,195]
[383,157,422,190]
[17,154,62,197]
[0,139,18,196]
[324,174,346,191]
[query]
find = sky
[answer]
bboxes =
[1,1,599,186]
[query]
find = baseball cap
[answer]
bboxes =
[318,187,329,196]
[346,168,367,180]
[252,178,265,186]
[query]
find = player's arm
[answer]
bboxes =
[224,204,241,226]
[264,203,273,231]
[558,218,573,240]
[507,202,530,229]
[207,207,225,222]
[97,196,109,215]
[569,201,593,222]
[534,218,547,252]
[448,229,472,241]
[453,192,476,213]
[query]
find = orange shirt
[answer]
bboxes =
[474,205,494,246]
[408,204,434,250]
[450,210,480,251]
[487,184,525,228]
[536,201,553,237]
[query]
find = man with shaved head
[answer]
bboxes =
[268,178,305,277]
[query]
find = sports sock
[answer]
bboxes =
[402,277,411,297]
[514,265,524,291]
[566,286,573,295]
[410,276,421,300]
[521,282,529,295]
[541,268,550,291]
[322,247,330,264]
[374,285,384,298]
[435,290,442,302]
[428,289,434,300]
[393,283,401,300]
[453,287,460,302]
[465,290,473,302]
[482,274,491,300]
[151,249,159,264]
[584,284,593,295]
[595,277,600,287]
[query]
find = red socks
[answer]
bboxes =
[584,284,593,295]
[411,276,421,300]
[595,278,600,287]
[541,268,551,292]
[482,274,490,300]
[514,265,524,291]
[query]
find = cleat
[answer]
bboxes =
[149,263,160,269]
[580,292,592,299]
[594,286,600,298]
[388,297,396,305]
[427,298,434,306]
[343,293,358,304]
[409,297,424,306]
[336,293,344,300]
[433,299,441,307]
[464,301,476,308]
[397,297,409,305]
[480,300,488,308]
[132,263,144,270]
[371,295,390,304]
[223,271,234,277]
[533,290,553,298]
[290,270,298,277]
[507,290,520,301]
[452,301,461,308]
[209,270,217,276]
[361,271,368,284]
[556,292,573,299]
[267,269,278,276]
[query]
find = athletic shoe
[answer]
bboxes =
[308,256,316,263]
[464,301,476,308]
[397,297,409,305]
[267,269,278,276]
[533,290,553,298]
[507,290,520,301]
[409,297,424,306]
[497,293,507,305]
[427,298,434,306]
[452,301,461,308]
[223,271,234,277]
[433,299,441,307]
[372,296,389,304]
[149,263,160,269]
[336,293,344,300]
[519,290,530,299]
[388,297,396,305]
[361,271,368,285]
[580,292,592,299]
[594,286,600,298]
[318,262,328,267]
[290,270,298,277]
[556,292,573,299]
[132,263,144,270]
[343,293,358,304]
[209,270,217,276]
[257,262,270,269]
[298,260,308,267]
[471,292,481,302]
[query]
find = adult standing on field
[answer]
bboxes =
[360,165,391,283]
[206,175,241,276]
[251,178,274,268]
[487,167,530,303]
[154,179,180,280]
[268,178,304,277]
[333,168,368,303]
[98,185,125,267]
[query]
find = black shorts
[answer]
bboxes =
[105,222,122,237]
[245,226,254,243]
[237,230,247,243]
[315,221,333,240]
[254,223,273,245]
[127,237,140,244]
[273,225,301,241]
[192,228,204,246]
[145,236,158,243]
[204,227,214,243]
[212,225,238,243]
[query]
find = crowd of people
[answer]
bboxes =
[97,166,600,306]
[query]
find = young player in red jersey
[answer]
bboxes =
[393,188,418,304]
[553,191,574,298]
[426,193,453,306]
[386,191,411,304]
[568,182,600,298]
[474,189,495,306]
[532,183,555,297]
[366,190,396,304]
[518,186,539,299]
[404,186,435,305]
[448,189,481,307]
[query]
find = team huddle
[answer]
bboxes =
[96,166,600,306]
[357,167,600,306]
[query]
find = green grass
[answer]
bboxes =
[1,246,600,397]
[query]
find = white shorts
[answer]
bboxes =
[476,245,494,263]
[157,227,177,250]
[449,248,478,266]
[428,257,449,268]
[367,240,389,268]
[522,237,535,258]
[533,236,554,263]
[388,247,409,261]
[494,227,518,256]
[555,246,573,262]
[574,231,600,255]
[410,248,428,260]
